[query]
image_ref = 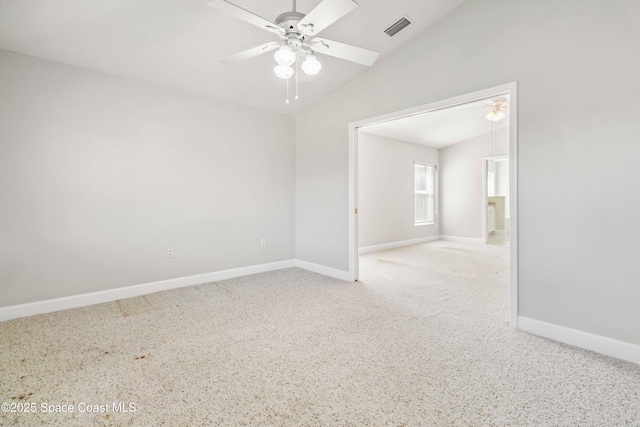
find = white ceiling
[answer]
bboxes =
[359,96,510,149]
[0,0,467,116]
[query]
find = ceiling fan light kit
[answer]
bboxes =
[485,110,506,122]
[274,63,294,79]
[301,52,322,75]
[274,44,296,66]
[208,0,380,103]
[273,45,321,78]
[484,97,509,122]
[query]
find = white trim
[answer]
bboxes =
[348,123,358,282]
[518,316,640,366]
[439,235,485,244]
[350,84,515,130]
[349,82,519,327]
[0,260,295,322]
[294,259,351,281]
[359,235,440,254]
[482,158,488,244]
[508,83,519,329]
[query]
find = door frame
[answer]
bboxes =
[348,82,519,328]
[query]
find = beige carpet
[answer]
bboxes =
[1,241,639,426]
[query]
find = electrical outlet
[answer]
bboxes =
[167,247,173,258]
[260,238,266,247]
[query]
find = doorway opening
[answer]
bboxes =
[484,156,510,246]
[348,83,518,327]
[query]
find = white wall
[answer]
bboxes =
[295,0,640,345]
[357,132,439,248]
[0,49,295,307]
[440,128,508,239]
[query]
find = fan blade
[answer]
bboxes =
[298,0,358,36]
[219,42,279,64]
[207,0,283,35]
[310,37,379,66]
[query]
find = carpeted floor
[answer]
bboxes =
[1,241,639,426]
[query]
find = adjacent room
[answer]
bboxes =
[1,0,639,425]
[356,94,511,278]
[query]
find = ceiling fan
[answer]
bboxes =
[207,0,380,83]
[484,97,509,122]
[451,97,510,122]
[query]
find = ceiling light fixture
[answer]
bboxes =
[485,97,508,122]
[272,42,322,102]
[485,109,506,122]
[485,97,510,161]
[209,0,380,105]
[274,63,294,79]
[301,52,322,75]
[274,44,296,66]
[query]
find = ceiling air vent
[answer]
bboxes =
[384,16,412,37]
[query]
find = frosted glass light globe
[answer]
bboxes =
[274,46,296,66]
[274,64,294,79]
[301,54,322,75]
[485,110,506,122]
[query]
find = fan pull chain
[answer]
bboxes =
[491,120,496,160]
[295,57,299,101]
[285,77,290,104]
[493,120,497,155]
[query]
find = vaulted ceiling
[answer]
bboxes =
[0,0,467,115]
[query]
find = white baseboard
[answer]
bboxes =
[0,259,295,322]
[518,316,640,365]
[439,235,485,244]
[359,235,440,254]
[294,259,351,281]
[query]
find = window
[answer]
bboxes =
[414,162,436,225]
